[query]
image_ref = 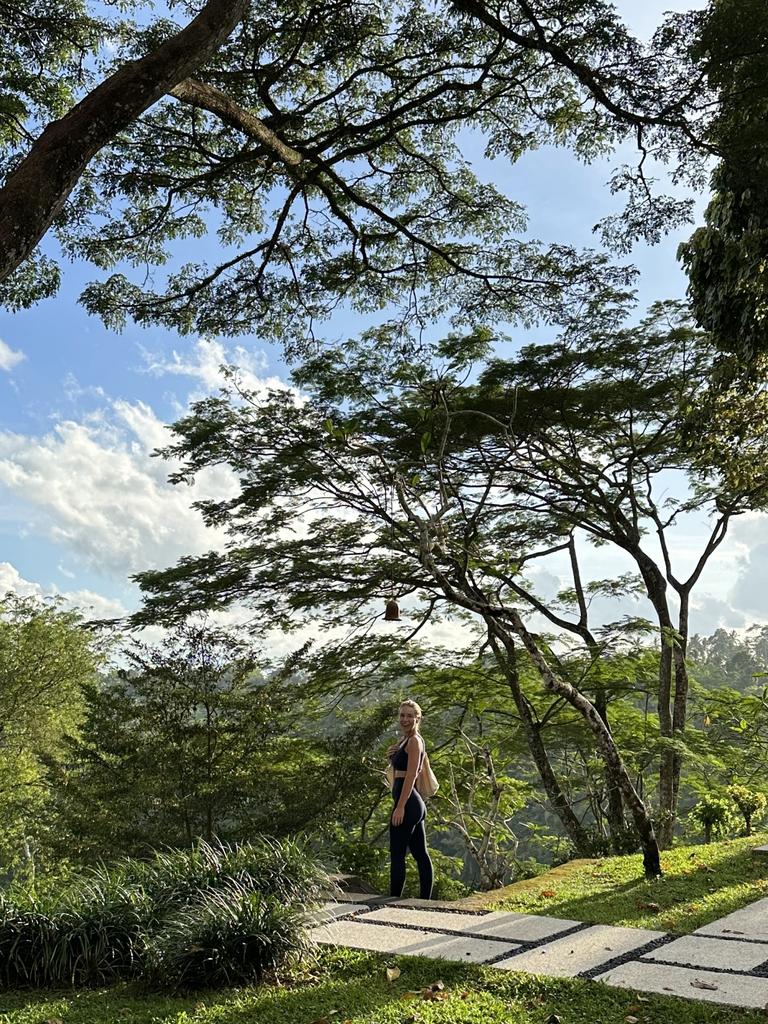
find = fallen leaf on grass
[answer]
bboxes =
[422,982,449,1002]
[691,980,719,991]
[308,1013,340,1024]
[625,1016,639,1023]
[636,902,660,911]
[387,966,401,982]
[540,890,557,898]
[546,1014,563,1024]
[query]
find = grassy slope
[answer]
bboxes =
[470,834,768,933]
[0,949,763,1024]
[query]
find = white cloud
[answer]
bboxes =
[0,338,25,372]
[62,372,106,403]
[0,561,128,620]
[0,401,238,579]
[141,338,288,399]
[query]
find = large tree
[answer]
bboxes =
[48,624,388,859]
[133,301,768,872]
[0,594,100,876]
[679,0,768,364]
[1,0,719,342]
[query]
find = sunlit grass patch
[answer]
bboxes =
[482,833,768,933]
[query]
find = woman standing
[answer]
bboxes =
[388,698,434,899]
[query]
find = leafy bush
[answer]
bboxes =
[82,837,331,917]
[326,828,470,899]
[331,831,388,883]
[688,793,735,844]
[727,785,768,836]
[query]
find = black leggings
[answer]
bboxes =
[389,780,434,899]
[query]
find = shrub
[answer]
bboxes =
[147,878,313,990]
[0,889,145,988]
[727,785,768,836]
[689,793,735,844]
[0,838,329,990]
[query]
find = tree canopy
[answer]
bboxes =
[0,0,727,348]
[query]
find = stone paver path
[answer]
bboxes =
[311,894,768,1010]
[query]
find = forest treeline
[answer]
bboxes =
[4,594,768,895]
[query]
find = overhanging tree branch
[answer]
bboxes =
[0,0,248,284]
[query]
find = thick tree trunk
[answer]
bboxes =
[487,626,593,856]
[505,610,662,878]
[0,0,248,284]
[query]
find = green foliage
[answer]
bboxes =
[146,878,312,991]
[727,785,767,835]
[1,0,713,340]
[679,0,768,363]
[0,838,328,990]
[688,793,736,844]
[48,626,385,859]
[330,830,389,886]
[326,827,469,901]
[0,594,100,877]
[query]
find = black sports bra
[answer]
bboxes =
[389,737,425,773]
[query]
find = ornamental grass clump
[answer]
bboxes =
[0,888,145,988]
[85,837,332,918]
[0,838,329,991]
[147,877,314,991]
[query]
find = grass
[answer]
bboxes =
[472,833,768,934]
[0,948,763,1024]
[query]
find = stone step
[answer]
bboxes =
[642,934,768,971]
[311,918,520,963]
[492,924,664,978]
[694,897,768,943]
[357,906,581,943]
[310,902,371,924]
[595,960,768,1009]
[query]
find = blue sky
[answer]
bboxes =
[2,0,763,645]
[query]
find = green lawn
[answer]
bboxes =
[0,948,763,1024]
[477,834,768,934]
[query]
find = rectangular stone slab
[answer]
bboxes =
[311,919,520,963]
[596,960,768,1009]
[694,897,768,942]
[492,924,665,977]
[310,902,370,924]
[358,907,581,942]
[644,934,768,971]
[334,892,379,903]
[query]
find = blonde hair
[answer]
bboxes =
[399,699,423,733]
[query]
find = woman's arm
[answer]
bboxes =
[391,735,422,826]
